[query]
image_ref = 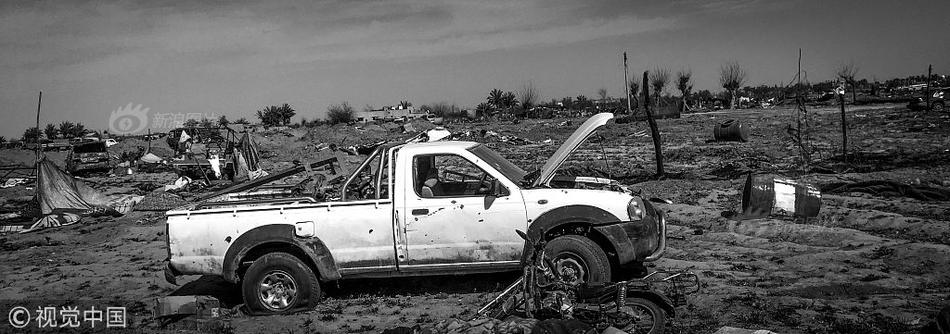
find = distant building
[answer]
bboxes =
[355,105,428,122]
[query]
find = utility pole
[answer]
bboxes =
[623,52,631,114]
[925,64,932,111]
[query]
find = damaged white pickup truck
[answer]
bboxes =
[164,113,667,315]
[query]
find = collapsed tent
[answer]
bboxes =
[22,157,141,233]
[233,133,268,182]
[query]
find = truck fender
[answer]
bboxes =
[626,289,677,317]
[523,205,635,264]
[222,224,341,283]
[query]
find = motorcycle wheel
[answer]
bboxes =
[616,297,665,334]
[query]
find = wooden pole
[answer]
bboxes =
[34,91,42,165]
[623,52,632,115]
[642,71,664,176]
[34,91,42,200]
[839,89,848,158]
[925,64,932,111]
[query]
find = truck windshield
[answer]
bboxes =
[467,144,527,184]
[73,142,107,153]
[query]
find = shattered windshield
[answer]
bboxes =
[468,144,527,184]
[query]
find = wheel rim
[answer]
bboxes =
[553,252,589,284]
[258,270,297,311]
[619,302,658,333]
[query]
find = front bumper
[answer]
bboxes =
[593,210,667,264]
[71,161,111,172]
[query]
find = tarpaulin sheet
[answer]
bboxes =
[36,157,96,215]
[23,157,142,233]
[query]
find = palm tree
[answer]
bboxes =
[44,124,58,140]
[487,89,505,108]
[475,102,493,120]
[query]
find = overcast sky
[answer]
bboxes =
[1,0,948,137]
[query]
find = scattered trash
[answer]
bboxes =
[1,178,29,188]
[742,173,821,218]
[153,295,224,331]
[135,191,189,211]
[163,176,192,192]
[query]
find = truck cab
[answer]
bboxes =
[164,113,666,314]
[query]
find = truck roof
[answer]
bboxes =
[396,141,479,150]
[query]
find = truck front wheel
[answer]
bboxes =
[241,252,321,315]
[545,235,612,283]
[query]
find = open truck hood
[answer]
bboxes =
[530,112,614,187]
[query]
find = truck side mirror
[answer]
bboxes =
[515,229,528,241]
[492,180,509,197]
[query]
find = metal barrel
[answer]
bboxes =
[713,120,749,142]
[742,174,821,218]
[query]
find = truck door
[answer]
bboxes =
[398,151,526,271]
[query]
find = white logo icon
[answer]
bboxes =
[8,306,30,328]
[109,103,150,135]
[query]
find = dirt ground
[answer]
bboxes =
[1,103,948,333]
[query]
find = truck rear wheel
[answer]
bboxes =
[241,252,321,315]
[545,235,612,283]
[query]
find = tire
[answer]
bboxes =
[241,252,321,315]
[934,102,946,113]
[618,297,666,334]
[545,235,611,283]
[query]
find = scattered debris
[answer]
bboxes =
[1,178,30,188]
[822,180,950,201]
[153,295,224,331]
[163,176,192,192]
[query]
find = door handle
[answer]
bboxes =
[411,209,429,216]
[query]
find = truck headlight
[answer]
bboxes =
[627,198,645,220]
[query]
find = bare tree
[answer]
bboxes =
[719,61,747,109]
[649,67,671,107]
[836,62,859,103]
[628,79,640,110]
[597,88,608,101]
[676,69,693,112]
[642,71,664,176]
[517,81,540,118]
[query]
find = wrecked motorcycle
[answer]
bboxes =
[477,230,699,334]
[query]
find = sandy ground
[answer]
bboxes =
[1,103,948,333]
